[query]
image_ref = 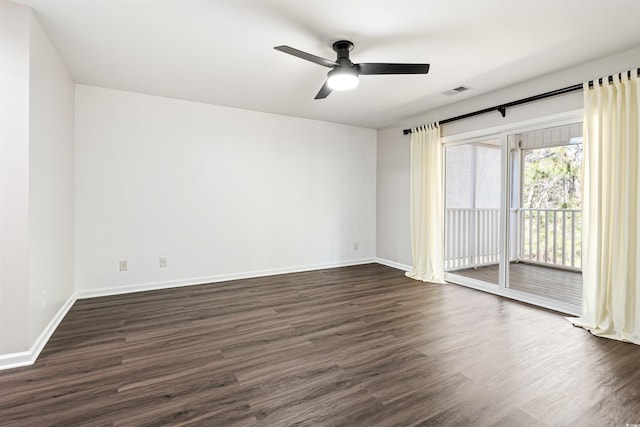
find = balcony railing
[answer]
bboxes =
[445,208,500,270]
[517,208,581,270]
[445,208,582,271]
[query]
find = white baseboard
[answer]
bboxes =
[0,292,77,371]
[76,258,377,299]
[0,350,32,371]
[375,257,412,272]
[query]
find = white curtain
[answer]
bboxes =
[406,123,446,284]
[569,70,640,344]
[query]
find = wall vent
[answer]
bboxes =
[442,85,472,96]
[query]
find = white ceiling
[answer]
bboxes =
[17,0,640,129]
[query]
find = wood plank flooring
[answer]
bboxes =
[1,263,639,426]
[451,263,583,306]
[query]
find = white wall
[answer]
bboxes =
[0,1,75,361]
[0,0,31,355]
[28,13,75,346]
[376,47,640,268]
[376,126,412,269]
[75,85,376,295]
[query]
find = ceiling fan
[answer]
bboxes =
[274,40,430,99]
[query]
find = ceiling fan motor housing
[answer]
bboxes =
[332,40,355,69]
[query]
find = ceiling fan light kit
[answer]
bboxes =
[327,68,359,90]
[274,40,429,99]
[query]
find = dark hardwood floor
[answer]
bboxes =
[1,263,639,426]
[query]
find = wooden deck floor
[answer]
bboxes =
[2,264,636,426]
[450,263,582,306]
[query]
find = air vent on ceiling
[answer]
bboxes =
[442,85,472,96]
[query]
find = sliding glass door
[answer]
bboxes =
[443,118,583,315]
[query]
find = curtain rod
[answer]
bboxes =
[402,68,640,135]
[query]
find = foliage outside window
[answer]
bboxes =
[520,143,582,268]
[522,143,582,209]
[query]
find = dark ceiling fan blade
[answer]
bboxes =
[274,45,337,68]
[314,81,332,99]
[357,63,430,75]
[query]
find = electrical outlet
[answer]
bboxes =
[159,257,168,268]
[119,260,128,271]
[41,290,47,308]
[353,242,358,251]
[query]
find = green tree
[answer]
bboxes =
[522,144,582,209]
[521,144,582,267]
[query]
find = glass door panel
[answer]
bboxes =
[507,124,583,309]
[444,139,502,286]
